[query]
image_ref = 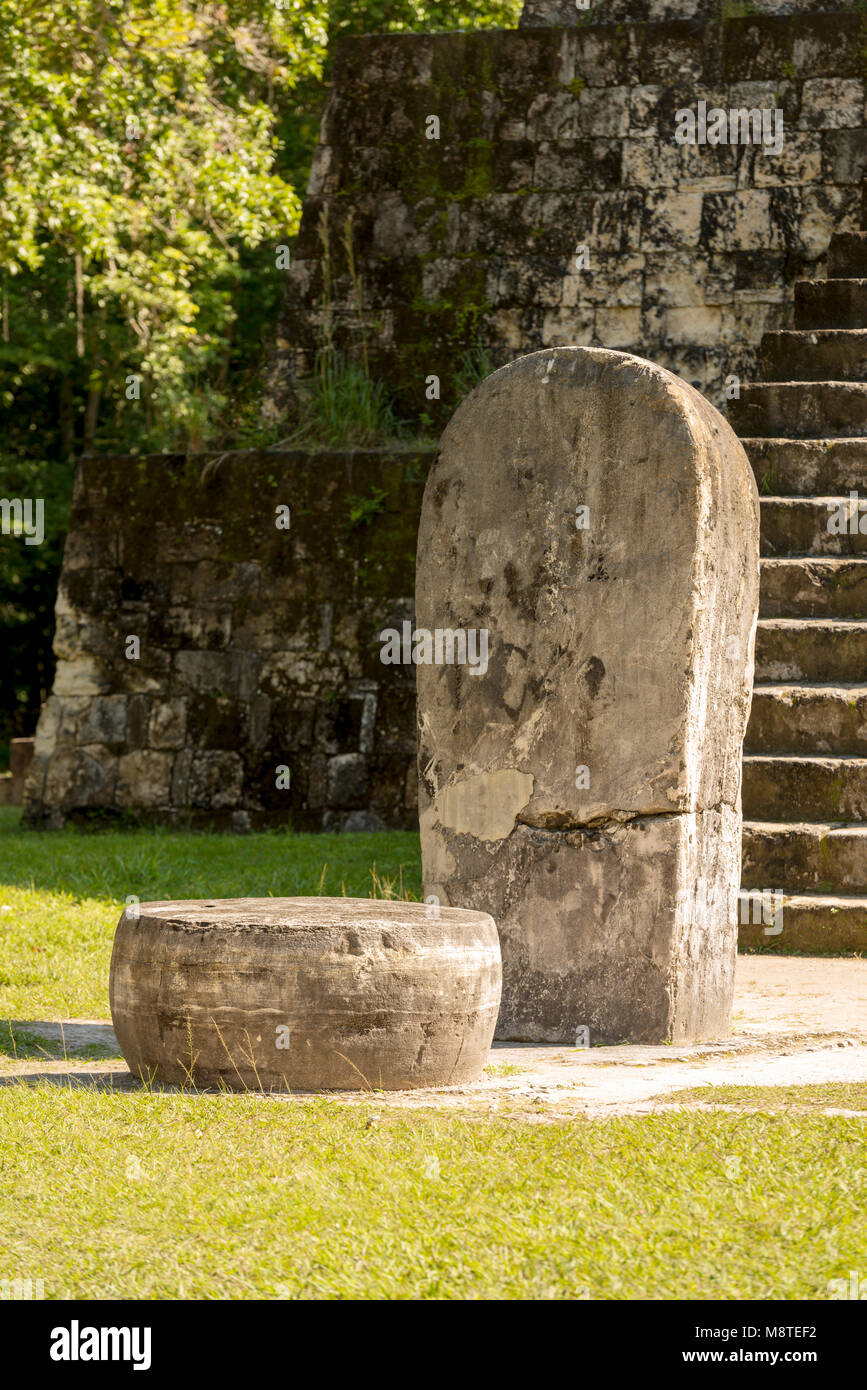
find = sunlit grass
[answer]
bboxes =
[0,807,420,1019]
[669,1082,867,1113]
[0,1087,862,1300]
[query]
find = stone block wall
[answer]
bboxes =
[269,8,867,422]
[24,450,433,830]
[520,1,863,27]
[28,5,867,831]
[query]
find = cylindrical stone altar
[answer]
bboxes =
[416,346,760,1045]
[109,897,501,1091]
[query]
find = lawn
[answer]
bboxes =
[0,1087,864,1300]
[669,1083,867,1112]
[2,807,865,1301]
[0,806,421,1020]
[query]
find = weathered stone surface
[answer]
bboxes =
[268,12,864,423]
[740,186,867,952]
[523,2,866,30]
[417,346,760,1043]
[116,751,174,809]
[109,897,502,1091]
[8,738,34,805]
[743,821,867,893]
[24,450,433,830]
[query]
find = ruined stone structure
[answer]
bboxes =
[24,450,431,830]
[26,3,867,961]
[416,347,760,1043]
[520,1,861,28]
[269,5,865,424]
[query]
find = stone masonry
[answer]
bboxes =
[24,449,432,831]
[26,5,867,962]
[520,2,863,29]
[732,186,867,954]
[268,8,866,427]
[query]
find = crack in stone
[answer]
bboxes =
[515,801,735,836]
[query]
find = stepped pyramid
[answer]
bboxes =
[730,183,867,952]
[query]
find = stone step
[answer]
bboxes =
[737,892,867,953]
[742,821,867,895]
[728,383,867,438]
[760,558,867,619]
[755,618,867,682]
[744,438,867,496]
[739,226,867,955]
[742,755,867,822]
[794,279,867,331]
[829,231,867,278]
[760,497,867,557]
[760,330,867,383]
[745,684,867,756]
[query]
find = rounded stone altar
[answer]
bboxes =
[109,897,501,1091]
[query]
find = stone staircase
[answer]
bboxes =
[729,217,867,953]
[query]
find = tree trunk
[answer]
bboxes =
[59,377,75,459]
[74,253,85,359]
[82,384,101,455]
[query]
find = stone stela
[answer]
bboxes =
[416,345,760,1045]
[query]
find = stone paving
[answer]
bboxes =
[3,955,865,1116]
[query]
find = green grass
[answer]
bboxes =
[0,807,420,1021]
[3,810,866,1300]
[669,1083,867,1112]
[283,355,413,449]
[0,1088,863,1299]
[0,1021,118,1061]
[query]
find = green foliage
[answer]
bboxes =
[0,1089,864,1298]
[0,1,521,459]
[283,355,406,447]
[347,484,389,528]
[0,0,328,456]
[669,1083,867,1111]
[0,1,522,740]
[326,0,522,36]
[453,340,497,402]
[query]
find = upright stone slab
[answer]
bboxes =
[416,347,760,1044]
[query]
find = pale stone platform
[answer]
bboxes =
[4,956,866,1114]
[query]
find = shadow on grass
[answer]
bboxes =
[1,1020,120,1060]
[0,807,422,905]
[0,1069,138,1091]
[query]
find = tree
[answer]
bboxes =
[0,0,328,454]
